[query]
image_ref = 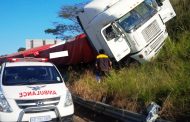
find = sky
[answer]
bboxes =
[0,0,89,56]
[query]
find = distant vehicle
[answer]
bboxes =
[77,0,176,63]
[0,58,74,122]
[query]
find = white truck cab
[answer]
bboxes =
[0,58,74,122]
[78,0,176,63]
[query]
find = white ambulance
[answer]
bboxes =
[0,58,74,122]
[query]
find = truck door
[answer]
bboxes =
[157,0,176,23]
[102,25,131,61]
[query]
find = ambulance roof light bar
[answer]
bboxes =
[7,57,48,62]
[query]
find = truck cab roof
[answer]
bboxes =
[79,0,143,27]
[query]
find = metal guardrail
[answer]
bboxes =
[72,95,171,122]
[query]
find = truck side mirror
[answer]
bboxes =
[111,23,122,37]
[156,0,163,6]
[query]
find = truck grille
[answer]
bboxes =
[150,34,164,50]
[142,20,161,43]
[15,97,60,109]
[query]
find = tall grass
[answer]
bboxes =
[70,33,190,120]
[168,0,190,40]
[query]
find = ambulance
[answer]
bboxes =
[0,58,74,122]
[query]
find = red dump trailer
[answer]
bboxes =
[0,34,97,65]
[39,34,97,65]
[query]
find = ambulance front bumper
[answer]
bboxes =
[0,105,74,122]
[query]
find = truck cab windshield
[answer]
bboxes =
[118,1,157,32]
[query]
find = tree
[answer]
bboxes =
[45,2,90,40]
[18,47,26,52]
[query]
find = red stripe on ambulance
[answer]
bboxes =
[19,90,57,98]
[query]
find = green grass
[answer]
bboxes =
[70,33,190,120]
[167,0,190,40]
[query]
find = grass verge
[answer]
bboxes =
[68,32,190,121]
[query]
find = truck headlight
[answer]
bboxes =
[144,49,150,56]
[144,50,148,55]
[0,93,12,112]
[64,90,73,107]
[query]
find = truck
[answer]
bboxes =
[77,0,176,63]
[0,58,74,122]
[0,0,176,66]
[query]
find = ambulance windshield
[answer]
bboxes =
[3,66,63,85]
